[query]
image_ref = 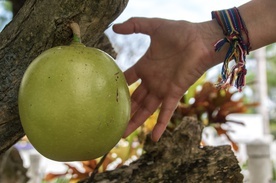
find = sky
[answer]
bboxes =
[114,0,249,23]
[106,0,250,70]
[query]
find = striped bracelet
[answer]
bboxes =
[211,7,251,91]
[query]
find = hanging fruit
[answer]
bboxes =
[18,22,130,161]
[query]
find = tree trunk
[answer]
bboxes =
[81,117,243,183]
[0,0,128,155]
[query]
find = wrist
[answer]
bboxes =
[196,19,229,68]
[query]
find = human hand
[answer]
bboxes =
[113,18,223,141]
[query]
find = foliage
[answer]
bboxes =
[171,80,258,150]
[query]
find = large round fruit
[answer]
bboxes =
[18,43,130,161]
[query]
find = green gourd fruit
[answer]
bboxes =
[18,23,130,161]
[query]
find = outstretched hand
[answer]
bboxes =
[113,18,221,141]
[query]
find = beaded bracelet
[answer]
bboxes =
[211,7,251,91]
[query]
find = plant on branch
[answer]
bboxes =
[171,79,258,150]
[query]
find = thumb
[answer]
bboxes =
[113,17,162,35]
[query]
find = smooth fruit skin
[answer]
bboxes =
[18,44,130,161]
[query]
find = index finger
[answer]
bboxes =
[112,17,162,35]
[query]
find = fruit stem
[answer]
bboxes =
[69,22,81,43]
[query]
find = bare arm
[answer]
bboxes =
[238,0,276,49]
[196,0,276,67]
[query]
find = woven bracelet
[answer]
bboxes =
[211,7,250,91]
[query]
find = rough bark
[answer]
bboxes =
[0,0,128,155]
[81,117,243,183]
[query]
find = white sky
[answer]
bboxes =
[107,0,250,70]
[114,0,250,23]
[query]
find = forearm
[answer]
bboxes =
[239,0,276,50]
[200,0,276,67]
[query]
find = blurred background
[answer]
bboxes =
[1,0,276,182]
